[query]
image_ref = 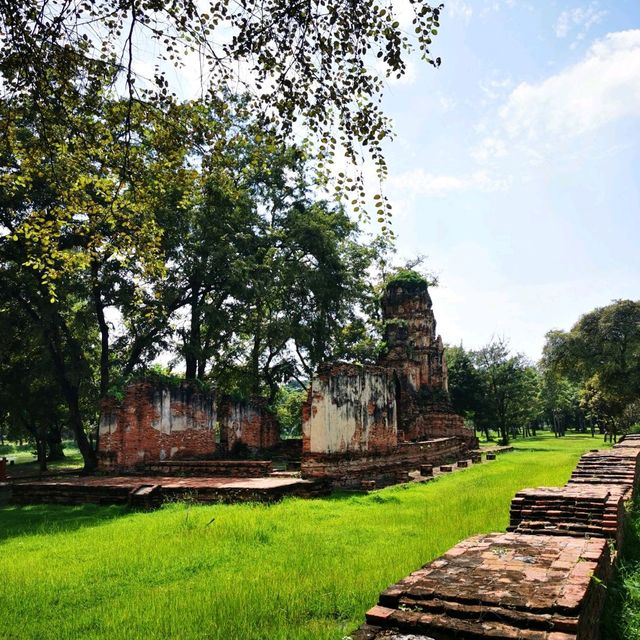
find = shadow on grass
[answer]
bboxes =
[601,498,640,640]
[0,503,128,543]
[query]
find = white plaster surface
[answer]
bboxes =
[305,369,396,454]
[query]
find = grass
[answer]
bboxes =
[0,432,608,640]
[602,497,640,640]
[1,441,84,477]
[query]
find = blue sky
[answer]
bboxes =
[133,1,640,363]
[373,0,640,361]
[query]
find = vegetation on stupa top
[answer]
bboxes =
[385,269,429,290]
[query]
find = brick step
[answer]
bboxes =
[143,459,273,477]
[360,604,578,639]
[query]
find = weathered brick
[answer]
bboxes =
[98,381,216,470]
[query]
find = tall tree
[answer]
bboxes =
[473,339,539,446]
[543,300,640,437]
[446,344,483,426]
[0,57,195,469]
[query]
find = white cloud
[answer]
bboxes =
[469,30,640,167]
[446,0,473,22]
[470,136,508,163]
[437,92,456,112]
[480,1,533,16]
[499,30,640,142]
[555,3,607,41]
[479,76,513,102]
[389,168,510,196]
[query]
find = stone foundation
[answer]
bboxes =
[9,474,328,506]
[301,437,468,489]
[355,533,610,640]
[567,449,640,494]
[508,485,627,547]
[143,459,272,477]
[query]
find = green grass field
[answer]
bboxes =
[1,441,84,477]
[0,433,614,640]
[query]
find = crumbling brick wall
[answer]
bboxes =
[218,397,280,456]
[302,363,397,456]
[378,279,477,446]
[302,436,468,489]
[300,363,475,487]
[352,436,640,640]
[98,381,216,470]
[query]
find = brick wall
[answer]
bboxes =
[409,411,478,448]
[301,436,469,488]
[98,381,216,470]
[218,397,280,455]
[302,363,397,456]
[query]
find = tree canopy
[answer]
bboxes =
[0,89,386,469]
[1,1,445,228]
[542,299,640,437]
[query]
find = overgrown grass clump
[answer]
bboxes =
[602,497,640,639]
[0,433,607,640]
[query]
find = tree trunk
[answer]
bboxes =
[24,420,47,472]
[66,385,97,472]
[185,278,201,380]
[499,421,509,446]
[91,262,110,399]
[250,308,263,395]
[37,437,47,473]
[46,331,97,471]
[46,421,66,461]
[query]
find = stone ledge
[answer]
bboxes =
[353,533,609,640]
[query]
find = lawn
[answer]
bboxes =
[0,432,611,640]
[1,441,84,477]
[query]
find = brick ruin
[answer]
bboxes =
[97,275,474,486]
[301,277,477,487]
[217,397,280,456]
[353,435,640,640]
[378,277,474,445]
[97,381,282,471]
[98,381,217,470]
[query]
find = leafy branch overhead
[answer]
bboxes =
[1,1,444,224]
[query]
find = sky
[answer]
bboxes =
[374,0,640,361]
[130,0,640,364]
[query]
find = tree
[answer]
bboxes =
[543,300,640,438]
[445,344,483,428]
[274,384,308,439]
[473,339,539,446]
[446,340,542,444]
[0,297,72,470]
[1,0,446,246]
[0,62,200,470]
[538,371,581,437]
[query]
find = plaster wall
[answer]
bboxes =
[303,364,397,455]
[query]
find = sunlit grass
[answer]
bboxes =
[0,432,608,640]
[1,441,83,476]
